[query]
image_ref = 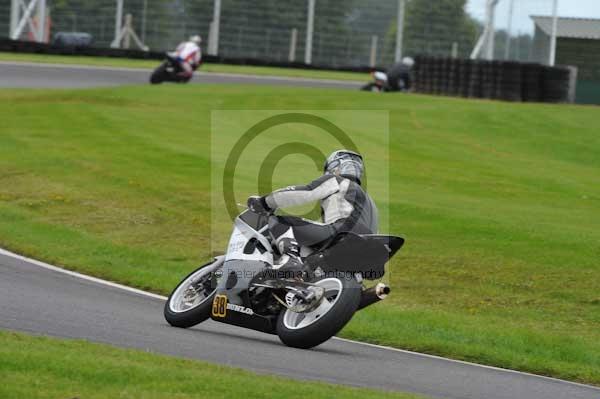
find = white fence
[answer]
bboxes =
[0,0,585,68]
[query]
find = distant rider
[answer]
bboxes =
[247,150,378,276]
[361,57,414,92]
[386,57,414,92]
[171,35,202,82]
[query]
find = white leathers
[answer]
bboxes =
[265,175,355,225]
[320,178,353,224]
[174,41,202,75]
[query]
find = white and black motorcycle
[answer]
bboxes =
[164,208,404,349]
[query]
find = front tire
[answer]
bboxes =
[150,62,168,84]
[164,258,223,328]
[276,275,361,349]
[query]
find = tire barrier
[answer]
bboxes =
[541,66,572,103]
[521,63,543,102]
[413,56,575,103]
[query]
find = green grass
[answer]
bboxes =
[0,330,423,399]
[0,51,365,81]
[0,84,599,385]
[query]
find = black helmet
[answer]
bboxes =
[324,150,364,183]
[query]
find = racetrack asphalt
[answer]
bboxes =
[0,61,362,89]
[1,249,599,399]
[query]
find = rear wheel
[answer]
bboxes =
[164,259,223,328]
[276,274,361,349]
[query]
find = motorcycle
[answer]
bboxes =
[361,69,412,93]
[164,208,404,349]
[149,53,192,84]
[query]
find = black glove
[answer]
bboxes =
[247,195,271,215]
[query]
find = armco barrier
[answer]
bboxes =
[413,56,575,103]
[0,38,165,60]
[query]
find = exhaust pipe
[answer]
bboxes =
[357,283,390,310]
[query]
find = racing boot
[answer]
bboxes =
[274,230,307,279]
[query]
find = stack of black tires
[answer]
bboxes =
[413,56,574,103]
[541,66,572,103]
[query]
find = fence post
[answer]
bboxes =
[36,0,46,42]
[111,0,123,48]
[141,0,147,44]
[10,0,19,38]
[484,0,498,60]
[394,0,405,62]
[305,0,315,64]
[504,0,514,59]
[567,66,578,103]
[208,0,221,56]
[369,35,378,67]
[451,42,458,58]
[123,14,132,48]
[289,28,298,62]
[549,0,559,66]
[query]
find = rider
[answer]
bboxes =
[247,150,378,275]
[172,35,202,81]
[386,56,414,92]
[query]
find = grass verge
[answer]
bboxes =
[0,51,366,81]
[0,330,423,399]
[0,84,599,384]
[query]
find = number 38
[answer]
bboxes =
[212,295,227,317]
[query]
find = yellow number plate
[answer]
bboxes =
[212,294,227,318]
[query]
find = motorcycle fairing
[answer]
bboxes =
[210,212,277,333]
[210,259,277,334]
[225,215,273,265]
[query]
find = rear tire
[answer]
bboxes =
[276,274,361,349]
[164,259,222,328]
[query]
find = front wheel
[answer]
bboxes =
[150,62,169,84]
[276,275,361,349]
[164,258,223,328]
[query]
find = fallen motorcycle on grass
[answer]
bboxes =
[164,207,404,349]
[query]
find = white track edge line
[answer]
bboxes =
[0,247,167,301]
[331,337,600,391]
[0,61,363,85]
[0,246,598,392]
